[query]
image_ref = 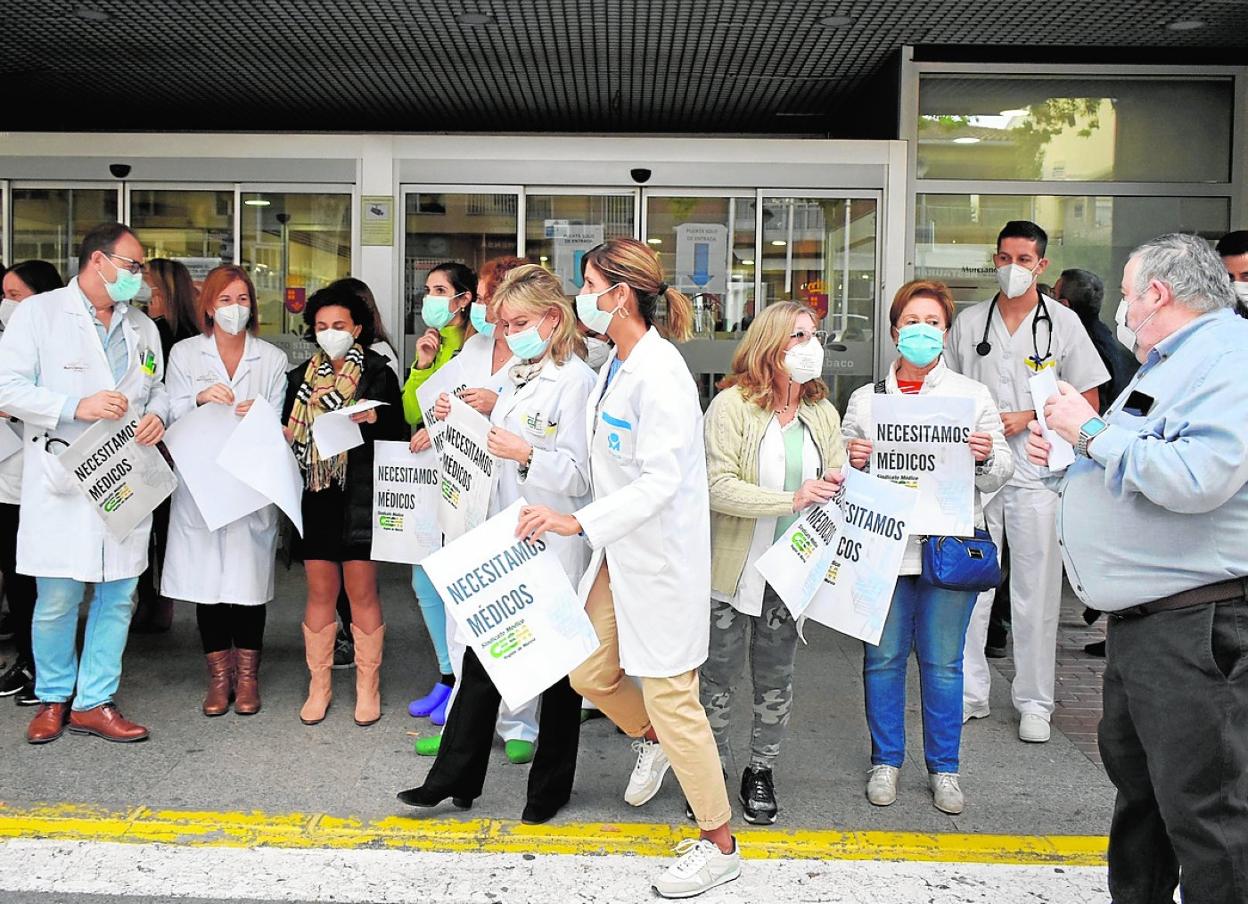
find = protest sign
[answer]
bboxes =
[163,402,269,530]
[0,420,21,463]
[421,499,599,709]
[437,394,498,540]
[57,416,178,540]
[414,356,468,450]
[311,400,388,458]
[218,396,305,536]
[756,465,917,645]
[1029,369,1075,471]
[871,394,975,537]
[371,442,442,564]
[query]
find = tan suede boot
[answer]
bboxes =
[351,623,385,726]
[299,623,336,725]
[233,649,262,715]
[202,650,234,717]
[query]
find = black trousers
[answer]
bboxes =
[0,502,36,663]
[1100,599,1248,904]
[422,648,581,815]
[196,604,267,654]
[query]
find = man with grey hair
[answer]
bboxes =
[1027,232,1248,904]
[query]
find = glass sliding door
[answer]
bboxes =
[524,191,637,294]
[9,184,120,280]
[128,187,235,287]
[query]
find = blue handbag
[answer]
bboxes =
[920,529,1002,593]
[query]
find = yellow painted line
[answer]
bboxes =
[0,802,1107,866]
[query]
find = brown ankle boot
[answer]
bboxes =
[300,623,336,725]
[203,650,234,717]
[351,623,385,726]
[233,649,262,715]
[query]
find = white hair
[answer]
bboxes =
[1130,233,1237,313]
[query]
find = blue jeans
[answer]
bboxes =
[33,577,140,711]
[863,576,976,774]
[412,565,452,675]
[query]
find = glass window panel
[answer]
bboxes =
[760,196,878,412]
[403,191,519,348]
[917,76,1233,183]
[524,194,635,293]
[914,193,1231,329]
[10,187,118,280]
[240,192,352,345]
[130,188,234,284]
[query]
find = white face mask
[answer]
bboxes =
[316,328,356,360]
[783,338,824,384]
[584,336,612,370]
[0,299,18,328]
[213,303,250,336]
[1114,292,1161,355]
[1233,282,1248,304]
[996,263,1038,299]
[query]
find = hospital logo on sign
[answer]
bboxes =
[488,623,535,660]
[102,484,135,513]
[790,528,816,562]
[440,479,460,506]
[377,512,404,532]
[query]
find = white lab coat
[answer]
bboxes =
[160,333,289,605]
[490,356,596,584]
[0,279,170,582]
[457,332,517,396]
[575,327,711,678]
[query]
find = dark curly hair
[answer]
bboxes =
[303,283,376,346]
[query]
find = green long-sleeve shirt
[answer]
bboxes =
[402,323,466,426]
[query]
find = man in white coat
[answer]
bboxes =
[0,223,169,745]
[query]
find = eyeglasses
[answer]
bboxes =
[107,253,146,275]
[791,329,828,345]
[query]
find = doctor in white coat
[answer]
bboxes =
[0,223,169,746]
[515,239,740,899]
[162,265,289,718]
[400,264,594,824]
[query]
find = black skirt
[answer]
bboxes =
[295,483,372,563]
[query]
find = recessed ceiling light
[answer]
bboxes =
[818,15,857,28]
[1166,19,1206,30]
[244,199,271,207]
[647,238,662,245]
[74,5,109,21]
[999,108,1028,117]
[456,11,495,26]
[775,111,824,118]
[953,137,981,144]
[741,259,755,266]
[771,240,787,246]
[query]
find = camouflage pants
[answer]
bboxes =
[699,587,798,772]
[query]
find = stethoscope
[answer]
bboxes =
[975,294,1054,369]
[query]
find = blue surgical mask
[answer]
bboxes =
[505,314,550,361]
[99,257,144,304]
[470,302,494,337]
[896,322,944,367]
[575,284,623,334]
[422,292,464,330]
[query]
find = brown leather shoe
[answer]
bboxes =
[203,650,234,716]
[233,649,261,715]
[68,704,150,742]
[26,702,69,744]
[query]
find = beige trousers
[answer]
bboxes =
[570,563,731,830]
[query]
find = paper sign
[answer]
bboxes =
[0,421,22,463]
[1029,369,1076,471]
[674,223,729,295]
[371,442,442,564]
[163,403,269,531]
[421,500,599,710]
[311,400,387,458]
[553,225,604,295]
[871,394,976,537]
[218,396,304,536]
[437,395,498,541]
[56,416,178,540]
[414,356,468,450]
[756,465,917,645]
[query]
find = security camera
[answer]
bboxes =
[630,168,652,184]
[109,163,131,179]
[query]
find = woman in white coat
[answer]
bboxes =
[399,264,594,824]
[515,239,740,899]
[162,266,289,717]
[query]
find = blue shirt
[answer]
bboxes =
[1057,308,1248,611]
[59,284,131,423]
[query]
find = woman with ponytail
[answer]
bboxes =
[513,238,740,898]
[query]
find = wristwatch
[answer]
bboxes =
[1076,416,1108,458]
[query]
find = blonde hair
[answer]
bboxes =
[581,238,693,343]
[718,302,827,410]
[493,264,586,365]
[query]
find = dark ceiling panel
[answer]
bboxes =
[0,0,1244,134]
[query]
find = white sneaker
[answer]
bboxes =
[929,772,964,815]
[1019,714,1051,743]
[624,738,671,806]
[652,838,741,898]
[865,765,899,806]
[962,703,990,723]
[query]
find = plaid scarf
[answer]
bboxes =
[288,344,365,491]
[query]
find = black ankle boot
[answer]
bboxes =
[397,785,473,810]
[740,767,778,825]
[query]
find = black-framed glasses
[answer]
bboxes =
[791,329,828,345]
[107,252,146,275]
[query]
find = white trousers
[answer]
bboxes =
[445,622,540,743]
[962,483,1063,719]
